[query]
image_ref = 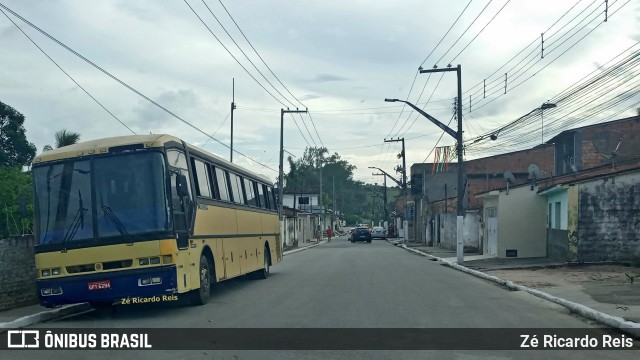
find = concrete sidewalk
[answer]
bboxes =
[395,241,640,335]
[0,240,326,330]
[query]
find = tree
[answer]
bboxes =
[43,129,81,151]
[0,101,37,166]
[0,166,33,237]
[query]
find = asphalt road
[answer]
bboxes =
[5,236,638,359]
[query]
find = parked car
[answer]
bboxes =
[371,226,386,239]
[350,228,372,243]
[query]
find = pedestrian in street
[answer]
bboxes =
[327,226,333,242]
[315,224,321,242]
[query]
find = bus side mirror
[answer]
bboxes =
[177,174,189,197]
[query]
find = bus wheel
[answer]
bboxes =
[191,255,211,305]
[256,248,270,279]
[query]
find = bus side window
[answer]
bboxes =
[191,157,212,198]
[229,173,245,205]
[266,186,276,210]
[256,183,266,208]
[244,178,258,207]
[214,167,230,202]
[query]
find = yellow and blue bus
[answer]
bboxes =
[32,134,281,307]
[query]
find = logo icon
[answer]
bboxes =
[7,330,39,348]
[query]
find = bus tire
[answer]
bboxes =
[191,255,211,305]
[255,248,270,280]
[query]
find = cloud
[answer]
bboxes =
[132,89,199,128]
[299,94,323,101]
[309,74,350,82]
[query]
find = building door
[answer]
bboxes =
[487,207,497,256]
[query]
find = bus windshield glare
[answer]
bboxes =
[33,152,170,245]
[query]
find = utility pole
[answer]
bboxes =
[372,172,388,220]
[332,175,336,230]
[230,78,236,163]
[385,64,464,262]
[278,108,308,222]
[419,64,464,263]
[319,157,323,232]
[383,138,406,190]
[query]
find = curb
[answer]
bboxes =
[283,241,324,256]
[0,303,92,331]
[390,241,640,337]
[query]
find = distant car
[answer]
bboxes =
[371,226,386,239]
[350,228,372,243]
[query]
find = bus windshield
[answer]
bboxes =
[33,151,170,246]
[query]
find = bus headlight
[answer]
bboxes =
[51,268,61,275]
[139,258,149,266]
[162,255,173,264]
[41,269,51,277]
[149,257,160,265]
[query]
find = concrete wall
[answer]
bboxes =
[438,213,480,252]
[548,228,569,261]
[496,185,547,258]
[577,171,640,262]
[481,196,498,255]
[0,236,37,311]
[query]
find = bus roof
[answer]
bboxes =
[33,134,273,184]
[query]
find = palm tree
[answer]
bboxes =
[43,129,81,152]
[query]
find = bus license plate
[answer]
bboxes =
[88,280,111,290]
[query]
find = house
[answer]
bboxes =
[550,115,640,176]
[476,183,547,258]
[410,144,554,251]
[412,115,640,258]
[476,159,640,260]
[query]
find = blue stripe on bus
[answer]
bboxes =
[37,266,178,307]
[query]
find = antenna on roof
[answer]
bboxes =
[528,164,541,190]
[503,171,515,195]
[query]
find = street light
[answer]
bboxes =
[385,83,465,262]
[540,102,557,144]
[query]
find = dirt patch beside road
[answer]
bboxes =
[485,264,640,308]
[486,264,639,288]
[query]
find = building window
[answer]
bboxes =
[554,202,561,229]
[298,196,309,205]
[548,203,552,228]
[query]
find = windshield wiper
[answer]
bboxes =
[102,205,129,238]
[62,191,87,243]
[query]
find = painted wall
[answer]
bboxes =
[547,190,568,230]
[282,194,319,208]
[496,186,547,258]
[577,171,640,262]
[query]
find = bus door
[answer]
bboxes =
[168,149,195,291]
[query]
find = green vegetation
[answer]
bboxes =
[283,146,397,223]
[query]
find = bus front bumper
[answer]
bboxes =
[37,266,178,307]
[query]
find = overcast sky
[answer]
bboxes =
[1,0,638,184]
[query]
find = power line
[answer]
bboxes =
[432,0,494,67]
[469,0,628,113]
[0,8,136,135]
[448,0,512,64]
[213,0,325,148]
[181,0,287,108]
[197,0,296,108]
[419,0,474,67]
[0,2,277,172]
